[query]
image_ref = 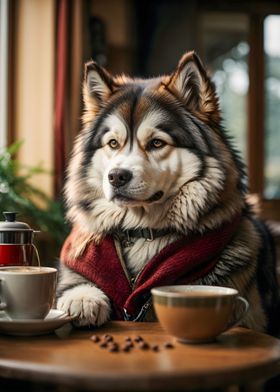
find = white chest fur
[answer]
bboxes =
[121,234,180,276]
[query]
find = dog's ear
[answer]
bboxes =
[165,51,220,123]
[83,61,115,122]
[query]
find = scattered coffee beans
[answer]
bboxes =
[90,334,175,354]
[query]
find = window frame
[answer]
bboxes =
[1,0,15,148]
[0,0,9,150]
[248,9,280,220]
[199,1,280,221]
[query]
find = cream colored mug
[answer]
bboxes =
[0,266,57,320]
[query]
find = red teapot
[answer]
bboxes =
[0,212,39,266]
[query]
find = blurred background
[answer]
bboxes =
[0,0,279,262]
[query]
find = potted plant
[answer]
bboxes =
[0,142,69,265]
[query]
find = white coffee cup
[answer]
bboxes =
[0,266,57,320]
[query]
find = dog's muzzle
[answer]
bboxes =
[108,169,132,188]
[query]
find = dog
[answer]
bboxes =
[56,51,279,334]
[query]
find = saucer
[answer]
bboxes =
[0,309,76,336]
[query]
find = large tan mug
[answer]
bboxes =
[151,285,249,343]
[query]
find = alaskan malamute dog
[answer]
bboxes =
[57,51,278,334]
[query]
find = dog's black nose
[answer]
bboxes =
[108,169,133,188]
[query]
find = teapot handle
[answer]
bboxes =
[20,244,41,266]
[32,244,41,267]
[0,279,7,311]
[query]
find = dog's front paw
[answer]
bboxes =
[57,284,111,326]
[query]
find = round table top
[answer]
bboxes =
[0,321,280,391]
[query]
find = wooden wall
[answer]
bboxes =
[13,0,55,197]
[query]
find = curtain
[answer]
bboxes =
[54,0,68,195]
[54,0,89,197]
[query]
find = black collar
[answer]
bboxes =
[114,227,178,247]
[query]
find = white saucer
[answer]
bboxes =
[0,309,76,336]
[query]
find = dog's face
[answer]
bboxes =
[90,96,204,208]
[81,52,220,208]
[66,51,244,233]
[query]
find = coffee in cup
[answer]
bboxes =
[151,285,249,343]
[0,266,57,320]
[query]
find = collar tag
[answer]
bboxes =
[145,228,154,242]
[122,231,134,248]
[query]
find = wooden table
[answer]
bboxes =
[0,321,280,391]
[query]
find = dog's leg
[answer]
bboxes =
[56,264,111,326]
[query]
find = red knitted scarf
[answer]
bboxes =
[60,215,241,320]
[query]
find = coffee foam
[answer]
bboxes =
[0,267,56,274]
[169,291,228,297]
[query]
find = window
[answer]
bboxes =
[264,15,280,200]
[199,7,280,220]
[200,13,249,160]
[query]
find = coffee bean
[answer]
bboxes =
[151,344,159,352]
[138,341,149,350]
[103,334,113,342]
[108,342,119,353]
[108,345,119,352]
[121,344,131,352]
[99,341,108,348]
[124,336,132,342]
[90,335,100,343]
[134,335,143,342]
[109,342,118,349]
[163,342,174,349]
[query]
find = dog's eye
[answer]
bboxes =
[148,139,166,150]
[108,139,120,149]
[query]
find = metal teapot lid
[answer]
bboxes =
[0,212,32,231]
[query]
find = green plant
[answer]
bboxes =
[0,142,69,247]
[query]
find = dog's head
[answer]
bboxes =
[66,52,245,234]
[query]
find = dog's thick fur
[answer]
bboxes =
[57,51,279,334]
